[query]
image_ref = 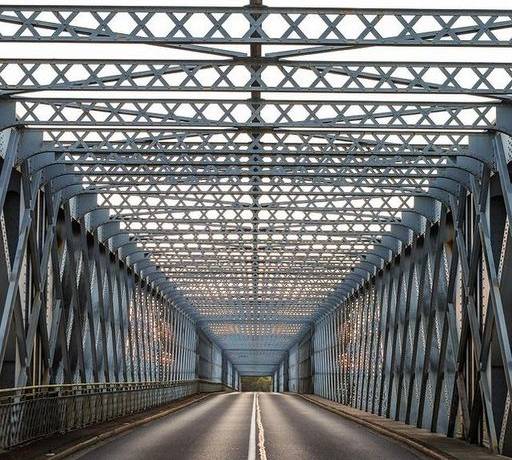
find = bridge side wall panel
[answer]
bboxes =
[283,332,314,394]
[310,215,458,431]
[305,137,512,455]
[196,329,226,384]
[0,128,199,388]
[278,361,285,392]
[298,330,313,394]
[288,344,299,392]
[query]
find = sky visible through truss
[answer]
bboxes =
[1,0,510,374]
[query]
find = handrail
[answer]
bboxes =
[0,379,232,449]
[0,379,220,399]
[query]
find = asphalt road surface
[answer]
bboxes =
[72,392,424,460]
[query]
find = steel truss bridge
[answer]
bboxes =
[0,2,512,457]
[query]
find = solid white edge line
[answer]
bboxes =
[248,392,257,460]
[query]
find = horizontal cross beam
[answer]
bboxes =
[12,99,497,130]
[0,7,511,45]
[1,60,512,94]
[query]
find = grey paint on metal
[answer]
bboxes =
[0,4,512,457]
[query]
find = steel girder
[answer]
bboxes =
[0,5,512,452]
[1,60,512,95]
[0,131,200,388]
[0,7,511,46]
[308,130,512,455]
[34,130,472,156]
[6,98,498,130]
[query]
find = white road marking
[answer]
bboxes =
[255,393,268,460]
[248,392,256,460]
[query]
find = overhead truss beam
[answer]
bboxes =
[0,7,511,46]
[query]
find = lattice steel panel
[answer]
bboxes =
[1,2,509,377]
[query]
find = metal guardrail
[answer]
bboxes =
[0,379,230,449]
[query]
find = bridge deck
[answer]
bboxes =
[4,392,505,460]
[71,393,422,460]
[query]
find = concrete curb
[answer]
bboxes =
[297,394,454,460]
[48,392,218,459]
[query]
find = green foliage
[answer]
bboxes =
[241,376,272,392]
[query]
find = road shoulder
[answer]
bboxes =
[297,394,505,460]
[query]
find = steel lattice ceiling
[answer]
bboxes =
[0,2,509,374]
